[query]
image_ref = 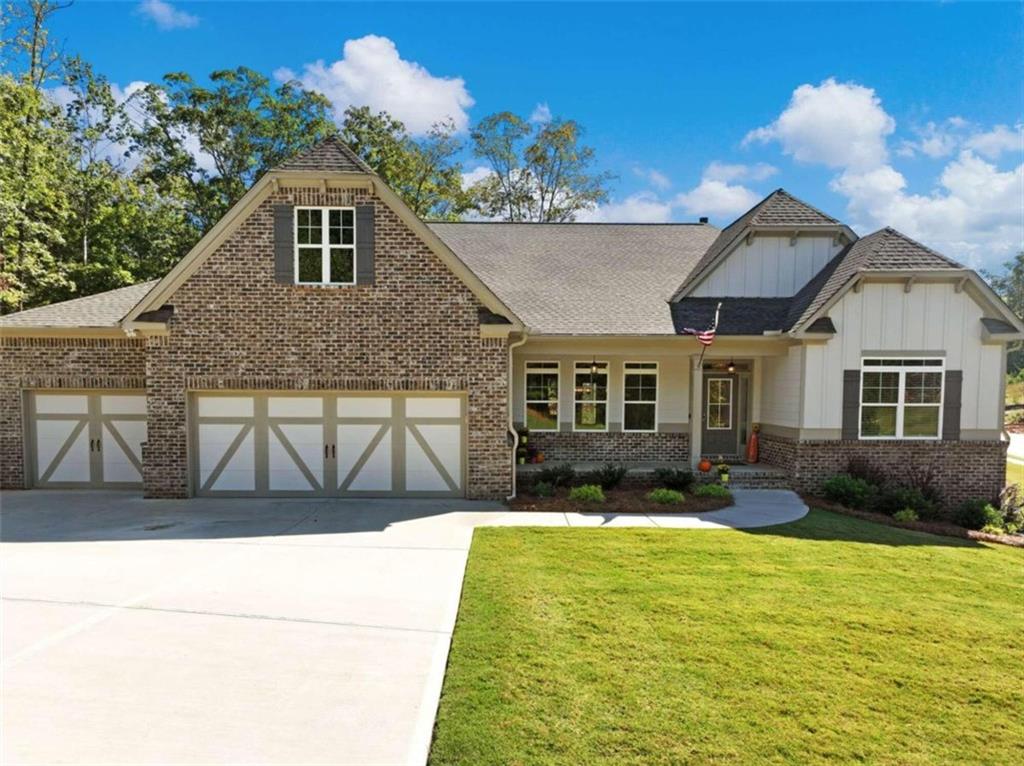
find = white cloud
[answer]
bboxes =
[529,103,552,124]
[632,166,671,191]
[137,0,199,30]
[461,165,492,189]
[744,78,895,171]
[674,179,761,218]
[275,35,474,135]
[897,119,962,159]
[703,161,777,183]
[965,124,1022,159]
[832,151,1024,268]
[577,192,673,223]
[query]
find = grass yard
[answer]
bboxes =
[430,509,1023,765]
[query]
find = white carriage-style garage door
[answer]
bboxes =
[27,391,147,488]
[191,392,466,497]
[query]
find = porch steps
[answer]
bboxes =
[705,468,792,490]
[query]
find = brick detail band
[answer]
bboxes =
[527,431,690,464]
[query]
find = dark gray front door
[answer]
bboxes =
[702,375,738,456]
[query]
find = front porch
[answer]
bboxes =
[516,460,792,490]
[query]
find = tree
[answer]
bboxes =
[984,251,1024,375]
[339,106,467,220]
[130,67,337,232]
[468,111,612,221]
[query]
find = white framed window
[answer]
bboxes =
[623,362,658,432]
[524,361,559,432]
[574,361,608,431]
[860,357,944,440]
[706,378,732,430]
[295,207,356,285]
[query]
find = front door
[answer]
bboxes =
[702,376,738,456]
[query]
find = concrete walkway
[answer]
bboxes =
[1,489,805,765]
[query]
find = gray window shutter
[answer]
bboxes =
[942,370,962,441]
[273,204,294,284]
[356,204,375,285]
[842,369,860,440]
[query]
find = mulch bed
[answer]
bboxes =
[803,495,1024,548]
[512,488,733,515]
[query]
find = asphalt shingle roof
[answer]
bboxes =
[671,298,793,336]
[430,222,721,335]
[272,135,373,174]
[675,189,840,297]
[0,281,158,328]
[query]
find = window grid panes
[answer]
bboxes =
[860,359,943,439]
[623,362,657,432]
[294,207,356,285]
[706,378,732,430]
[525,362,559,432]
[574,362,608,431]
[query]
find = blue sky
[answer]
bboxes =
[52,1,1023,270]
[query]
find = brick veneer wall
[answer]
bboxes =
[759,433,1007,508]
[144,185,511,499]
[526,431,690,464]
[0,336,146,488]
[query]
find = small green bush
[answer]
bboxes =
[871,485,939,520]
[822,474,874,508]
[533,481,555,498]
[535,463,575,488]
[652,467,695,492]
[1006,409,1024,426]
[694,483,731,499]
[953,499,1003,531]
[646,488,685,505]
[582,463,628,490]
[892,508,919,523]
[568,484,605,503]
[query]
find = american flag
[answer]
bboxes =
[681,301,721,347]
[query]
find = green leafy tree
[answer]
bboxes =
[130,67,337,232]
[339,106,467,220]
[984,251,1024,376]
[469,111,613,221]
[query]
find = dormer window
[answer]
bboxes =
[295,207,356,285]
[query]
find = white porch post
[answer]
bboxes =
[690,355,703,469]
[751,357,762,425]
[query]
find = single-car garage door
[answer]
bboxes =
[27,391,147,488]
[191,392,466,497]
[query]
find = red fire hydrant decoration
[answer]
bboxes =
[746,424,760,464]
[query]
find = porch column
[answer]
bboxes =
[690,355,703,469]
[751,357,762,424]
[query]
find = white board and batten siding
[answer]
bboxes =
[759,346,803,429]
[692,236,843,298]
[802,282,1003,434]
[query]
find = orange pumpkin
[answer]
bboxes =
[698,458,713,473]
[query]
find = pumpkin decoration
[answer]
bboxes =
[698,458,713,473]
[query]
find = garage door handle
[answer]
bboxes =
[96,438,101,452]
[90,439,94,452]
[324,444,329,459]
[331,444,336,458]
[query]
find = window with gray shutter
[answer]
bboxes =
[355,205,375,285]
[273,204,294,284]
[942,370,962,440]
[841,369,860,440]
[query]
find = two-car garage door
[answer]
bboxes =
[191,392,466,497]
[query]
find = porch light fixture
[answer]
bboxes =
[590,358,599,376]
[727,359,736,373]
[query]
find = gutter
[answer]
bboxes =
[506,330,529,501]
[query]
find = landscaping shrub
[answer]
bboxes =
[872,485,939,520]
[822,474,874,509]
[953,499,1003,531]
[569,484,605,503]
[581,463,628,490]
[653,467,695,492]
[998,484,1024,534]
[693,483,731,499]
[535,464,575,488]
[892,508,919,523]
[533,481,555,498]
[646,488,685,505]
[846,457,888,488]
[1006,409,1024,426]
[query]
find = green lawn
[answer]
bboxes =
[430,510,1023,765]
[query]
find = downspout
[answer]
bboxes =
[506,330,529,501]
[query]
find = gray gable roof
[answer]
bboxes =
[272,135,373,174]
[671,298,792,336]
[674,189,841,297]
[429,222,720,335]
[0,281,158,328]
[786,227,964,332]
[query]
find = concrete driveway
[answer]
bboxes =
[1,491,505,766]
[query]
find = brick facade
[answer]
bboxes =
[0,336,146,489]
[759,433,1007,508]
[143,185,510,499]
[526,430,690,464]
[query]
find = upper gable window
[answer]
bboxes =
[295,207,356,285]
